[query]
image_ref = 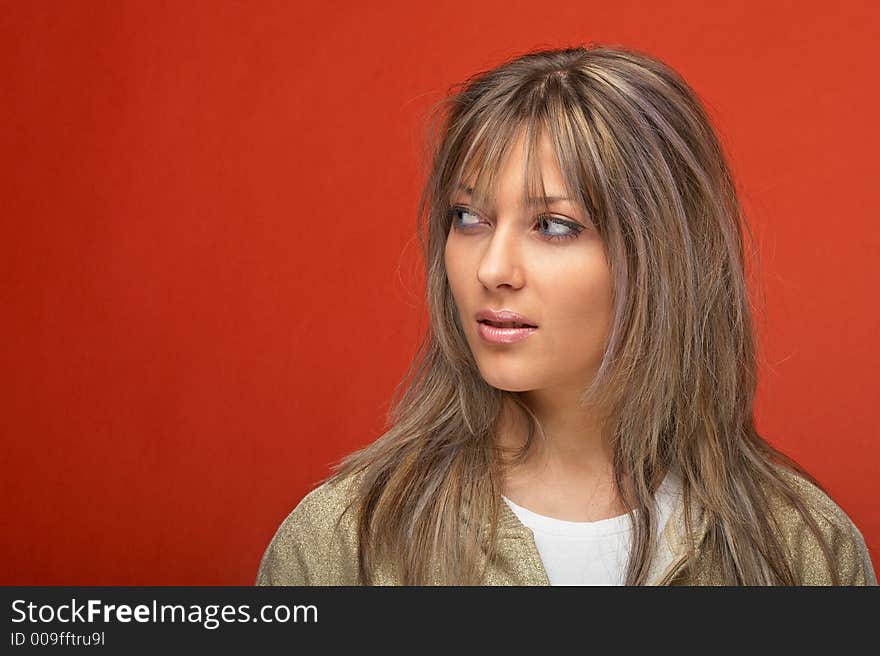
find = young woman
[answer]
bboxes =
[256,44,876,586]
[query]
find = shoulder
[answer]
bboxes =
[255,471,363,586]
[765,467,876,585]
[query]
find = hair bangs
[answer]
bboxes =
[449,113,524,216]
[540,86,606,236]
[450,82,604,235]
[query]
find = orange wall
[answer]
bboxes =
[2,1,877,583]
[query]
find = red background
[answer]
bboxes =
[1,1,877,584]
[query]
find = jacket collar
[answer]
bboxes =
[485,467,710,585]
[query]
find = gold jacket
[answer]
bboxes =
[255,469,877,586]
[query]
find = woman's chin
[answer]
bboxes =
[477,370,539,393]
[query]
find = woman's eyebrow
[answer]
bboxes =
[454,184,574,204]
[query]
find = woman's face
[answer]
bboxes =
[444,129,614,396]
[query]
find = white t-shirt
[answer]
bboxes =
[501,469,681,585]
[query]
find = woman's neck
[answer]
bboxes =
[495,393,627,521]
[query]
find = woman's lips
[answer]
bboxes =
[476,320,538,344]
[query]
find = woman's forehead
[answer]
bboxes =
[455,139,573,204]
[452,180,574,205]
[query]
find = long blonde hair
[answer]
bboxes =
[324,44,837,585]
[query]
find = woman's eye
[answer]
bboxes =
[537,216,582,241]
[447,205,583,242]
[448,206,482,227]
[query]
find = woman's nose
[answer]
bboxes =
[476,223,525,290]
